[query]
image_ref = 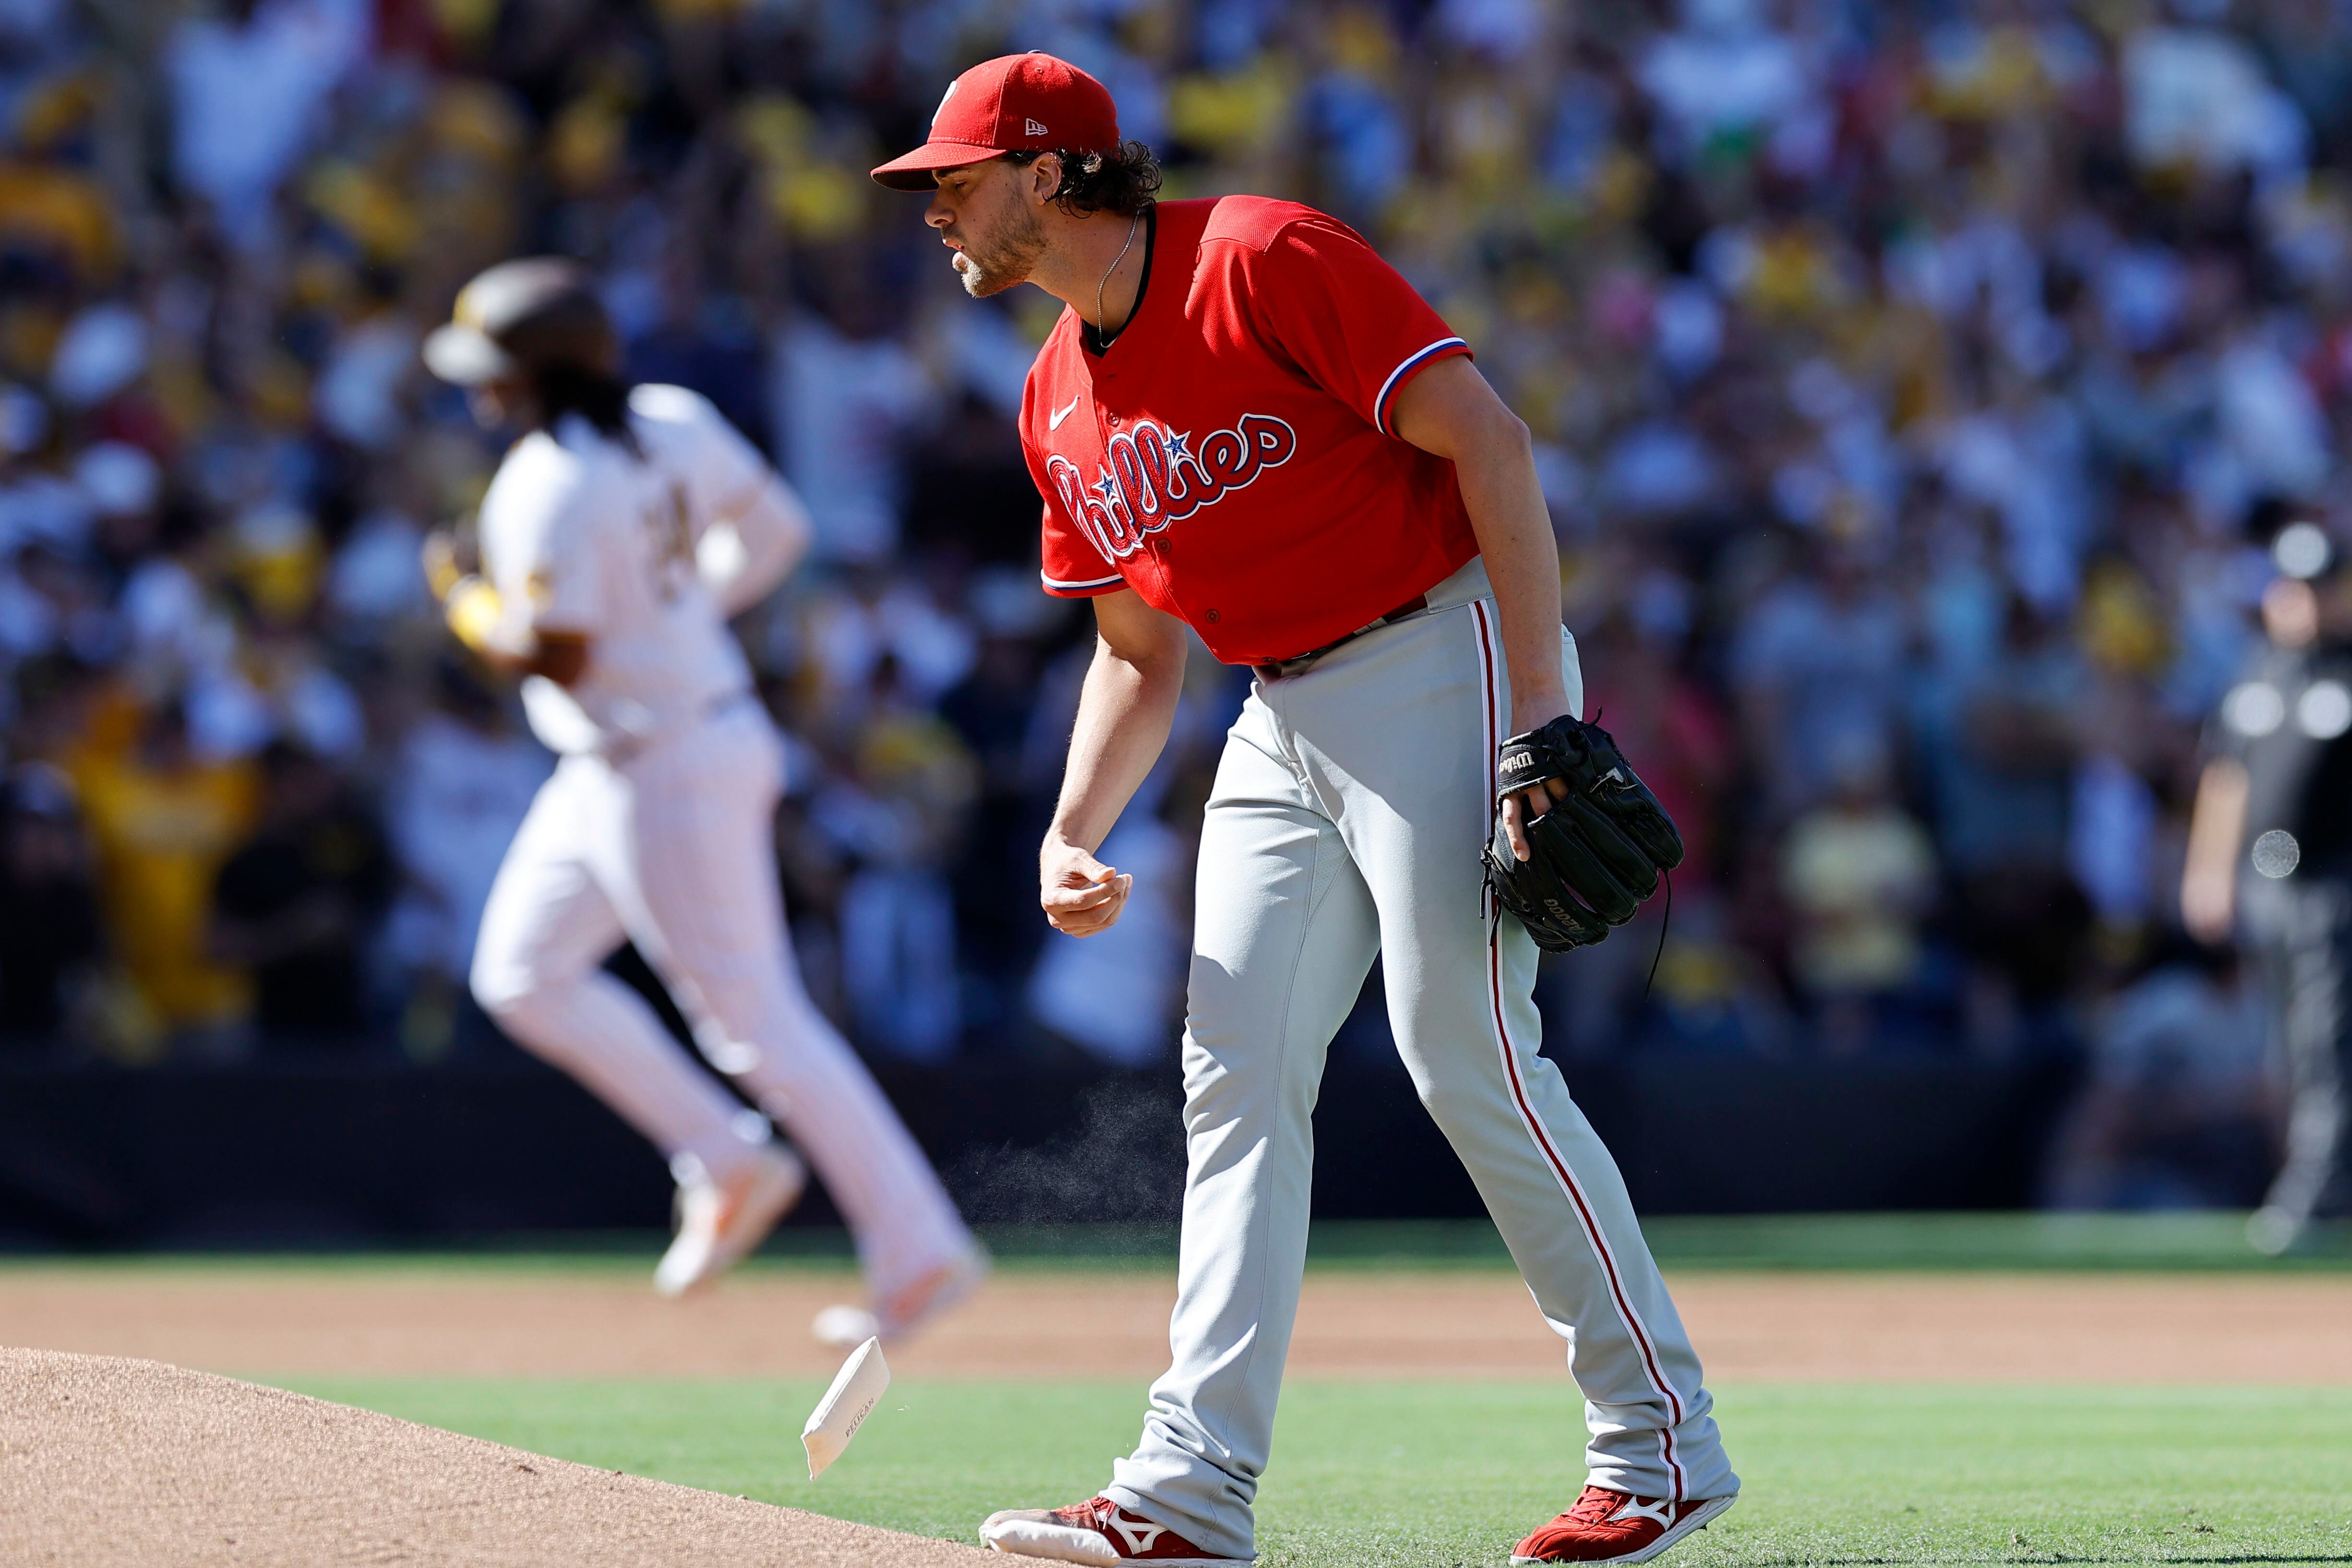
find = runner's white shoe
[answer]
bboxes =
[653,1146,805,1297]
[812,1244,989,1348]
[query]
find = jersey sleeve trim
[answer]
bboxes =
[1042,569,1126,597]
[1374,336,1471,436]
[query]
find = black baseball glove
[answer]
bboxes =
[1483,715,1684,952]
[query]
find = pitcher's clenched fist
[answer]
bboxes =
[1041,837,1131,936]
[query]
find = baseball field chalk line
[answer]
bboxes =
[801,1335,890,1479]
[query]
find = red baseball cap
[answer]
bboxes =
[871,53,1119,192]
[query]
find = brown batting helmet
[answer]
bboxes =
[422,258,618,387]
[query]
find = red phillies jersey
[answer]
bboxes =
[1020,196,1476,664]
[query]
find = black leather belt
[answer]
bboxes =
[1251,594,1429,683]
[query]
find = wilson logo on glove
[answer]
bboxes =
[1484,715,1683,952]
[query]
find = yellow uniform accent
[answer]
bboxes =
[422,545,464,602]
[444,575,504,652]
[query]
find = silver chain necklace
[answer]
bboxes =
[1093,212,1140,347]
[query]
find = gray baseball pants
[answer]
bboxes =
[1106,557,1736,1558]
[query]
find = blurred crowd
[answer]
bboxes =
[3,0,2346,1201]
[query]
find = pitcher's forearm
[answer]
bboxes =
[1391,358,1566,730]
[1457,433,1568,729]
[1047,639,1184,854]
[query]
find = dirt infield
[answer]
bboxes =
[2,1267,2345,1565]
[0,1347,992,1567]
[0,1265,2346,1384]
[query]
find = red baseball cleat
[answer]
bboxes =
[980,1496,1241,1565]
[1511,1486,1737,1565]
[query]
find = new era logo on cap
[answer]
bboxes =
[871,53,1119,191]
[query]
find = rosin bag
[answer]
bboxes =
[802,1336,890,1479]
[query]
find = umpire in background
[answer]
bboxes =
[2184,512,2352,1254]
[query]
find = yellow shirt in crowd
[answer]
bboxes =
[66,738,257,1034]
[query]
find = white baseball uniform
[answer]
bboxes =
[467,384,974,1300]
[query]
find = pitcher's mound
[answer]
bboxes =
[0,1346,994,1566]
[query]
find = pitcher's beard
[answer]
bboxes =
[950,210,1045,298]
[952,252,1008,297]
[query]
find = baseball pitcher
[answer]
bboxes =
[876,54,1736,1568]
[419,261,984,1334]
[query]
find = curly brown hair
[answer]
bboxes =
[1007,140,1163,218]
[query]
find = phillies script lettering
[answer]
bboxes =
[1047,412,1297,563]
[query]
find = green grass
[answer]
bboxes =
[1635,1213,2352,1274]
[14,1213,2352,1277]
[280,1376,2352,1565]
[15,1225,2342,1560]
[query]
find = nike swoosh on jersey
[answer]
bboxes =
[1048,395,1083,431]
